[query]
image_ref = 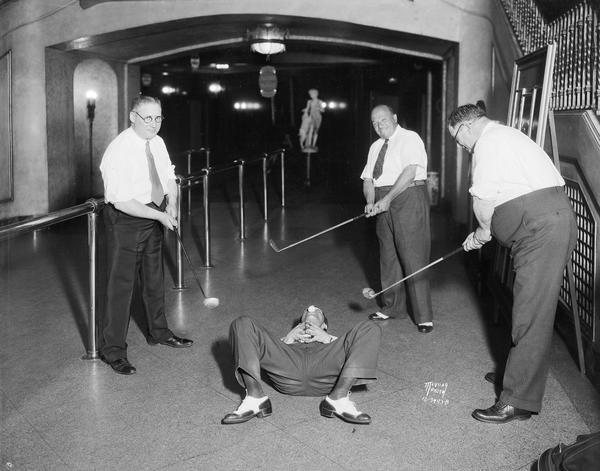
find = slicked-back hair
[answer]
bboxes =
[131,95,161,112]
[447,103,486,127]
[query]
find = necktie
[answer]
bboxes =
[145,141,164,206]
[372,139,388,180]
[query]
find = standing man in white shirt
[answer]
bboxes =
[361,105,434,333]
[448,103,577,423]
[99,95,192,375]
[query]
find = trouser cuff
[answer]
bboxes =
[499,392,541,413]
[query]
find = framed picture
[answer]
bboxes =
[506,43,556,148]
[0,49,13,203]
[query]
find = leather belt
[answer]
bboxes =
[376,180,426,190]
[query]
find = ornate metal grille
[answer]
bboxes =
[561,179,597,341]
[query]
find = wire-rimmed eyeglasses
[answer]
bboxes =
[451,122,468,140]
[134,111,164,124]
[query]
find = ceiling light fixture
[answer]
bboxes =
[248,23,287,56]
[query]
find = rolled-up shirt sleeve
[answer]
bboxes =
[100,141,135,203]
[404,133,427,171]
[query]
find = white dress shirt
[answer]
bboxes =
[360,125,428,186]
[470,122,564,207]
[100,127,175,204]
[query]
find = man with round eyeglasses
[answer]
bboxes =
[99,95,193,375]
[447,103,576,423]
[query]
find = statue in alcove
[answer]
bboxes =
[299,88,325,151]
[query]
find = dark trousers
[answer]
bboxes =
[101,202,173,361]
[491,187,577,412]
[229,317,382,397]
[375,185,433,323]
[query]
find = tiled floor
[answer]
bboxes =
[1,166,598,470]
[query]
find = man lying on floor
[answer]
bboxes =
[221,306,382,425]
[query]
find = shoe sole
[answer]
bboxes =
[151,342,192,348]
[221,409,272,425]
[320,407,371,425]
[112,368,136,375]
[484,375,502,388]
[101,357,136,375]
[471,411,531,423]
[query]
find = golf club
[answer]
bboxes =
[269,213,366,252]
[363,246,463,299]
[174,229,220,309]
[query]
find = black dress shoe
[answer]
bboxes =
[154,335,193,348]
[319,397,371,425]
[417,324,434,333]
[221,398,272,425]
[472,401,532,424]
[106,358,136,375]
[484,372,500,385]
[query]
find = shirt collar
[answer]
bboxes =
[472,121,497,154]
[383,125,401,143]
[128,126,157,146]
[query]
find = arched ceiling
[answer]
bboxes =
[51,14,456,75]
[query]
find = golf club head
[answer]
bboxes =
[203,297,220,309]
[362,288,376,299]
[268,239,281,252]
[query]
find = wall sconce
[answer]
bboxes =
[85,90,97,194]
[86,90,97,122]
[248,23,287,56]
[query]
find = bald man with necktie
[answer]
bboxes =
[361,105,434,333]
[99,95,192,375]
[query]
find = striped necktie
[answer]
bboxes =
[145,141,164,206]
[372,139,389,180]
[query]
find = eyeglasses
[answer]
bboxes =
[134,111,164,124]
[451,122,468,140]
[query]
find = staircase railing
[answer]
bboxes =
[499,0,599,114]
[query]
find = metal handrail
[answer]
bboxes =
[0,198,104,241]
[0,198,105,361]
[176,147,211,215]
[173,148,285,284]
[210,162,243,175]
